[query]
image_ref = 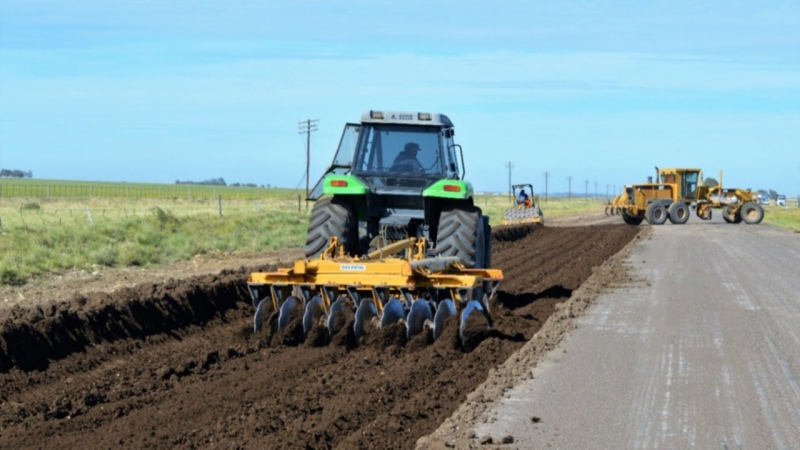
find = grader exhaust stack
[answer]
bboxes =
[247,237,502,345]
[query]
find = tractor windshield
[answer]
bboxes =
[352,124,445,177]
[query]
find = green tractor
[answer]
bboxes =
[306,110,491,269]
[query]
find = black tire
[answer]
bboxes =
[621,211,644,226]
[435,205,485,268]
[722,206,742,224]
[645,203,668,225]
[305,196,358,259]
[740,202,764,225]
[668,201,690,224]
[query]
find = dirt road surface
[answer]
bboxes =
[432,216,800,448]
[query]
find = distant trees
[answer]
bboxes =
[175,178,227,186]
[0,169,33,178]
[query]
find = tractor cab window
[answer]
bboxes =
[683,171,699,198]
[307,123,360,201]
[353,124,444,176]
[443,128,458,178]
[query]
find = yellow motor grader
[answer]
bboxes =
[605,167,764,225]
[502,183,544,225]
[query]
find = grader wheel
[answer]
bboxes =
[645,203,668,225]
[722,206,742,224]
[668,201,690,225]
[740,202,764,225]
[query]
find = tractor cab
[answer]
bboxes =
[308,111,463,200]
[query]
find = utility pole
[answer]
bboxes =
[594,181,598,198]
[568,176,572,201]
[584,179,589,200]
[505,162,514,201]
[298,118,319,200]
[544,171,550,202]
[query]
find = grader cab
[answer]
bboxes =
[606,167,764,225]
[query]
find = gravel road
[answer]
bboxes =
[470,216,800,448]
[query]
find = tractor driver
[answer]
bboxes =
[391,142,424,172]
[518,189,532,208]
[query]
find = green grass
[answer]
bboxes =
[762,204,800,232]
[475,194,607,225]
[0,197,309,285]
[0,178,296,200]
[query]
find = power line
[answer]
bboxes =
[505,162,514,201]
[298,119,319,200]
[543,171,550,202]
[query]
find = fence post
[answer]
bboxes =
[298,195,301,212]
[85,207,94,225]
[218,195,222,217]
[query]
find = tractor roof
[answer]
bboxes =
[361,110,453,127]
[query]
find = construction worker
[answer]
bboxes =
[518,189,532,208]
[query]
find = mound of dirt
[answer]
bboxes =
[0,224,640,450]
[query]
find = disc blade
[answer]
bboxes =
[406,300,434,339]
[354,299,378,339]
[459,299,487,344]
[380,298,406,328]
[302,295,326,337]
[327,297,348,337]
[278,296,303,330]
[433,299,456,340]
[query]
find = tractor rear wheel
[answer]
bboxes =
[435,205,485,268]
[740,202,764,225]
[645,203,668,225]
[305,196,359,259]
[668,201,690,224]
[722,206,742,224]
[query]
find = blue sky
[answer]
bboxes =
[1,1,798,196]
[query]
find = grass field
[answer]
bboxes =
[0,187,604,286]
[0,178,289,200]
[762,204,800,232]
[8,181,794,287]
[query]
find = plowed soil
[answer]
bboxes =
[0,224,640,450]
